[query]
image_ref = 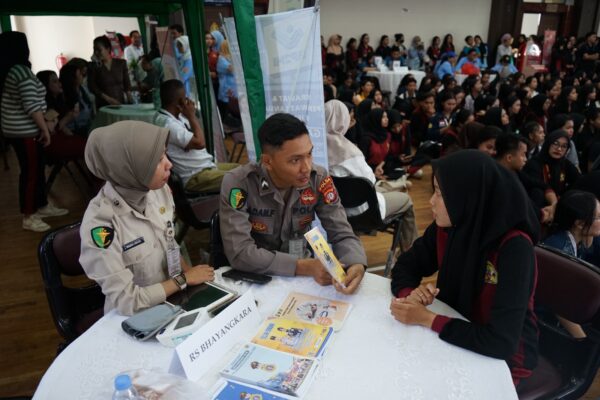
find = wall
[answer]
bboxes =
[12,16,139,74]
[320,0,492,49]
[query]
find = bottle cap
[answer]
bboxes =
[114,374,132,391]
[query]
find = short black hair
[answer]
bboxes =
[522,121,542,138]
[93,35,111,50]
[495,132,529,159]
[258,113,309,151]
[169,24,184,34]
[554,190,598,232]
[416,90,434,102]
[160,79,184,107]
[477,125,502,146]
[129,30,140,38]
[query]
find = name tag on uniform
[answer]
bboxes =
[122,237,145,251]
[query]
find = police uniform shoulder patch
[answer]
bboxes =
[91,226,115,249]
[318,176,339,204]
[229,188,247,209]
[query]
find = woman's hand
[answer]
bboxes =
[184,265,215,285]
[405,283,439,306]
[38,128,51,147]
[375,162,386,180]
[390,297,436,328]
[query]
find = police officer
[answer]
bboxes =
[80,121,214,316]
[220,113,367,294]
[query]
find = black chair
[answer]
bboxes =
[209,211,229,268]
[168,172,220,243]
[332,176,406,277]
[517,244,600,400]
[38,223,105,353]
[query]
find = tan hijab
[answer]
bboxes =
[325,100,364,167]
[85,120,169,213]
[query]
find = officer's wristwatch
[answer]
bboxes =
[173,272,187,291]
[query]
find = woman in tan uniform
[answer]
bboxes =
[80,120,214,316]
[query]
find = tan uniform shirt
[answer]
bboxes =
[219,163,367,276]
[80,182,175,315]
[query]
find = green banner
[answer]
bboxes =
[232,0,266,159]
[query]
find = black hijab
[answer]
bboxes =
[356,99,374,122]
[433,150,540,318]
[533,129,572,194]
[529,94,548,118]
[482,107,506,131]
[363,108,389,143]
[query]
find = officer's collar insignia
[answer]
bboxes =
[261,178,270,191]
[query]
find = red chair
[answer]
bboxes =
[517,244,600,400]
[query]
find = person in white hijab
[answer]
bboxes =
[80,120,214,315]
[175,35,195,97]
[326,100,418,249]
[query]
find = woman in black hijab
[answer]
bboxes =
[483,106,510,132]
[526,94,549,130]
[359,109,391,178]
[522,129,580,202]
[390,150,540,387]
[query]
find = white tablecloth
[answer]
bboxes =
[34,272,517,399]
[367,70,427,94]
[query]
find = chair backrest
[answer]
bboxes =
[530,244,600,399]
[331,176,384,232]
[38,223,104,342]
[535,244,600,325]
[209,211,229,268]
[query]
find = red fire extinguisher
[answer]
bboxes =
[56,53,68,70]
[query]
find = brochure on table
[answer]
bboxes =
[220,343,319,398]
[273,291,352,331]
[251,318,333,358]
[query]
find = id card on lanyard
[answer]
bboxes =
[165,221,181,277]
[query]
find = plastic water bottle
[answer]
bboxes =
[112,374,142,400]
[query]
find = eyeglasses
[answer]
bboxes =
[550,141,568,150]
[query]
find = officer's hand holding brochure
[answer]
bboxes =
[304,227,347,286]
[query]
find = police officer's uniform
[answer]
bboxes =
[79,182,175,315]
[219,163,367,276]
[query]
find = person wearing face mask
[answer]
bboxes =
[79,121,215,316]
[219,113,367,294]
[389,150,540,388]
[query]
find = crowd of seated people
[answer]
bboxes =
[5,22,600,394]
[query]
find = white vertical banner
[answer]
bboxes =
[224,7,327,169]
[223,20,258,162]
